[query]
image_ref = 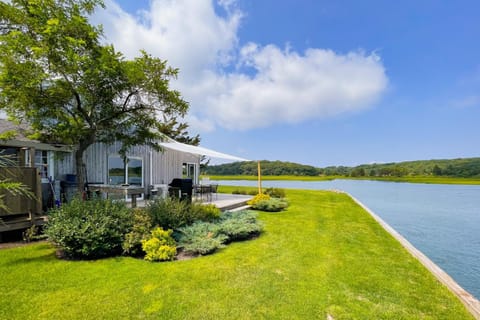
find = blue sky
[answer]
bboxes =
[93,0,480,166]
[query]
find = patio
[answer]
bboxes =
[132,193,253,212]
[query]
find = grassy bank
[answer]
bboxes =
[0,189,473,319]
[209,174,480,185]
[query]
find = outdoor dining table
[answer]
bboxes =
[194,184,214,202]
[88,184,144,208]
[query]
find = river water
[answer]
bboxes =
[217,179,480,299]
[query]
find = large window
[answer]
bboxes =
[108,157,125,185]
[108,156,144,199]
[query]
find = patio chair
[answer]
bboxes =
[210,184,218,200]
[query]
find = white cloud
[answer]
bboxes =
[93,0,388,132]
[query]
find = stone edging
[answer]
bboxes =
[347,193,480,320]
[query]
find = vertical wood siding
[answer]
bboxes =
[79,142,199,191]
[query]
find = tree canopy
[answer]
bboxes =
[205,158,480,178]
[0,0,195,189]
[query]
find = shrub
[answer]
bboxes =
[264,187,286,198]
[248,190,259,196]
[247,193,270,206]
[190,203,221,222]
[45,197,133,259]
[251,198,289,212]
[219,210,263,241]
[146,197,193,229]
[123,208,153,256]
[147,198,222,230]
[176,221,227,255]
[231,189,246,195]
[142,227,177,262]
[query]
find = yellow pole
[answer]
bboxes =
[257,160,262,194]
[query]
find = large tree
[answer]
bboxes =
[0,0,193,190]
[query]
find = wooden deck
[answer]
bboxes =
[134,193,252,212]
[202,193,253,212]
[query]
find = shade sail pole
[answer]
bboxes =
[257,160,262,194]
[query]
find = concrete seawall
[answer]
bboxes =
[347,193,480,319]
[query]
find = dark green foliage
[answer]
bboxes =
[207,158,480,178]
[176,222,227,255]
[45,197,133,259]
[122,208,153,256]
[219,210,263,241]
[146,198,221,230]
[205,160,321,176]
[251,198,289,212]
[264,187,286,198]
[146,197,193,230]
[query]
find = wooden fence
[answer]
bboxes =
[0,167,42,217]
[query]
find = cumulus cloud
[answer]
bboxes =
[93,0,388,132]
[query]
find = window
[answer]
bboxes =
[108,156,125,185]
[108,156,144,200]
[35,150,53,182]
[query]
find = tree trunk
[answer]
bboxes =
[75,147,86,193]
[75,134,95,193]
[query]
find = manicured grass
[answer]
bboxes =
[209,174,480,185]
[0,189,474,319]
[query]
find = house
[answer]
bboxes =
[0,119,247,232]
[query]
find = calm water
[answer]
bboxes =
[218,179,480,299]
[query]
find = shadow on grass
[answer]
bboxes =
[2,242,57,266]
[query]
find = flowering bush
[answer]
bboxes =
[247,193,271,206]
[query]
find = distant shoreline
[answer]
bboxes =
[208,175,480,185]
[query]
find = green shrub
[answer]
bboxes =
[142,227,177,262]
[146,197,193,229]
[147,198,222,230]
[251,198,289,212]
[231,189,246,195]
[219,210,263,241]
[190,203,221,221]
[247,190,259,196]
[123,208,153,256]
[45,197,133,259]
[176,221,227,255]
[264,187,286,198]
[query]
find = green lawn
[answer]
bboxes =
[0,188,473,319]
[209,174,480,185]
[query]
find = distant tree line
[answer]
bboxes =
[204,161,321,176]
[204,158,480,178]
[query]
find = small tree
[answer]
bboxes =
[0,0,191,190]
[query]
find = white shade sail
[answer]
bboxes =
[160,141,249,162]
